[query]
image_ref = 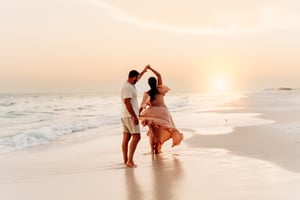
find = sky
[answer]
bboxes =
[1,0,300,93]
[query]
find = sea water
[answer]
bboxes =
[0,90,298,154]
[0,93,122,153]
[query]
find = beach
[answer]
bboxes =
[1,91,300,200]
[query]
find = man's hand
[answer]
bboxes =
[142,65,149,73]
[133,116,139,125]
[137,65,148,81]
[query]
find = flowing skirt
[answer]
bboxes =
[139,106,183,152]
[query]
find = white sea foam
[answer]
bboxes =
[0,117,119,153]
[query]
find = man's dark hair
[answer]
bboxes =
[128,70,139,78]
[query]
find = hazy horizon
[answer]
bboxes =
[1,0,300,93]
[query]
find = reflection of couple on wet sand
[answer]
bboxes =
[125,155,184,200]
[121,65,183,167]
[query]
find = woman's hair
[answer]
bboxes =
[148,77,158,101]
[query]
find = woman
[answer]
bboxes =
[139,66,183,154]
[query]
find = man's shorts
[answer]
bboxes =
[121,117,140,134]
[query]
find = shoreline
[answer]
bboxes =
[184,92,300,173]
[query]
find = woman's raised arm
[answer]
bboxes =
[147,65,162,85]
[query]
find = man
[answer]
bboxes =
[121,66,147,167]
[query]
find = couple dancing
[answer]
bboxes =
[121,65,183,167]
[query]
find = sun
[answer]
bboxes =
[211,77,230,93]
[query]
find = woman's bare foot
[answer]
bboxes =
[126,161,137,168]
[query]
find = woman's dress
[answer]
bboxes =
[139,85,183,152]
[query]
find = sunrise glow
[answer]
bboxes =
[211,76,230,93]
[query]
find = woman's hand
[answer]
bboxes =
[146,65,162,85]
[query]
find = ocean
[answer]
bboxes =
[0,90,299,154]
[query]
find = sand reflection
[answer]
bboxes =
[125,168,143,200]
[151,154,184,200]
[124,154,184,200]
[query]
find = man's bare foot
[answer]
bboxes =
[126,162,137,168]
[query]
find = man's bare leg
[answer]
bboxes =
[126,133,141,167]
[122,132,131,164]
